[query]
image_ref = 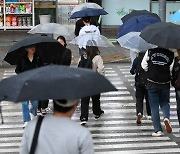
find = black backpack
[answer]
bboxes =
[78,54,92,69]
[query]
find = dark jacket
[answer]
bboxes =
[171,56,180,87]
[61,48,72,66]
[147,48,174,84]
[15,54,44,74]
[130,52,147,86]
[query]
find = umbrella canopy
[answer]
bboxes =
[117,32,156,52]
[121,10,161,23]
[140,22,180,49]
[0,65,117,102]
[70,33,114,49]
[118,14,161,38]
[4,35,65,65]
[70,8,108,19]
[71,2,103,15]
[170,10,180,22]
[28,23,71,36]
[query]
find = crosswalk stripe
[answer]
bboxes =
[0,64,180,154]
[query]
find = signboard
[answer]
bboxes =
[102,0,150,25]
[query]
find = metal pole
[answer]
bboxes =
[159,0,166,22]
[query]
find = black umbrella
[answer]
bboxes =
[0,65,117,102]
[121,10,161,23]
[4,35,65,65]
[140,22,180,49]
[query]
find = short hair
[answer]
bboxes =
[53,99,73,113]
[82,17,91,23]
[56,35,67,47]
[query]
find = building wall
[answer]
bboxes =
[101,0,150,25]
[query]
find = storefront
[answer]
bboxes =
[0,0,85,30]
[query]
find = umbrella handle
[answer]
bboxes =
[0,103,4,124]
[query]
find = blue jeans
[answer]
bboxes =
[22,100,38,122]
[148,89,170,132]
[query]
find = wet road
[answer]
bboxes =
[0,63,179,154]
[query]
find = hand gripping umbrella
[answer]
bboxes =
[4,35,65,65]
[140,22,180,49]
[0,65,117,102]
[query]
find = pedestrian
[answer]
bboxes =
[141,47,174,136]
[74,17,100,37]
[20,99,94,154]
[15,45,44,128]
[57,35,72,66]
[171,49,180,126]
[130,52,151,124]
[78,17,100,56]
[78,46,104,125]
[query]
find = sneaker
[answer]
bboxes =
[80,118,87,125]
[30,113,35,120]
[23,121,28,128]
[164,118,172,134]
[94,110,104,120]
[136,113,142,124]
[152,131,164,137]
[146,115,152,120]
[40,108,47,115]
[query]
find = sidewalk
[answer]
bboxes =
[0,29,130,67]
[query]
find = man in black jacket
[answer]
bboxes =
[141,47,174,137]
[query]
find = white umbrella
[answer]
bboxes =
[28,23,72,36]
[71,2,103,15]
[117,32,156,52]
[70,33,114,49]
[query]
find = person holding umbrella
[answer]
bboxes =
[57,35,72,66]
[78,45,105,125]
[15,45,44,128]
[141,47,174,136]
[130,52,151,124]
[78,17,100,56]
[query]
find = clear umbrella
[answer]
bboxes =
[70,33,114,49]
[117,32,156,52]
[71,2,103,15]
[28,23,72,37]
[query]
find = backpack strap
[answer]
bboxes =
[29,116,44,154]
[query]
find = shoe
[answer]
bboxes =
[40,108,47,115]
[136,113,142,124]
[164,118,172,134]
[80,118,87,125]
[94,110,104,120]
[146,115,152,120]
[30,113,35,120]
[152,131,164,137]
[23,122,28,128]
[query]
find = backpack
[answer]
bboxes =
[78,53,92,69]
[135,53,147,86]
